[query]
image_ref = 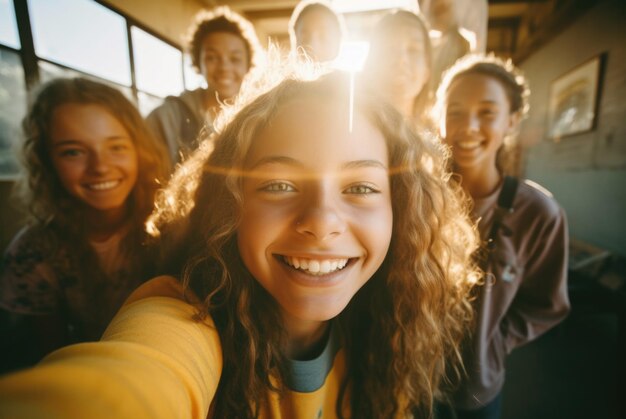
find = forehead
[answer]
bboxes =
[51,103,119,129]
[49,103,129,142]
[296,9,338,32]
[379,21,425,44]
[447,73,510,105]
[202,31,247,52]
[245,97,388,168]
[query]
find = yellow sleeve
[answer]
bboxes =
[0,276,222,419]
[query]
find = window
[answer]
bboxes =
[131,26,186,116]
[38,61,135,103]
[132,26,184,98]
[184,54,206,91]
[0,49,25,178]
[0,0,24,178]
[0,0,190,177]
[28,0,132,86]
[0,0,20,49]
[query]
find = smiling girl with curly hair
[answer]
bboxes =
[0,68,478,419]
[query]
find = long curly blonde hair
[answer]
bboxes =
[150,68,479,418]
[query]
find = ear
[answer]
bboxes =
[507,111,521,135]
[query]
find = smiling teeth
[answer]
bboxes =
[457,141,481,150]
[88,180,120,191]
[283,256,349,275]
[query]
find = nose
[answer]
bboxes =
[218,56,232,71]
[389,46,408,68]
[88,150,110,175]
[295,188,346,241]
[462,113,480,133]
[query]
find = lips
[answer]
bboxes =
[455,140,482,150]
[84,179,122,191]
[217,77,236,84]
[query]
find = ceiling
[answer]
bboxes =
[202,0,597,63]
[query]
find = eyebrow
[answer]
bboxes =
[342,159,388,171]
[51,136,130,148]
[204,46,246,54]
[248,156,388,171]
[448,100,500,107]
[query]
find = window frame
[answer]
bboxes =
[0,0,190,179]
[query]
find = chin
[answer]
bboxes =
[295,300,350,322]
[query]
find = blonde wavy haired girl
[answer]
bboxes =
[0,77,170,372]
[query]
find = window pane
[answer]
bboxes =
[184,54,205,91]
[132,26,184,97]
[28,0,131,86]
[38,61,135,106]
[0,0,20,49]
[137,91,164,117]
[0,49,26,178]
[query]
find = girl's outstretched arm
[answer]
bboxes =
[0,276,223,419]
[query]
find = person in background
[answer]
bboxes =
[146,6,261,164]
[288,0,345,63]
[362,9,434,128]
[0,77,171,373]
[419,0,471,88]
[455,0,488,53]
[433,54,570,419]
[0,67,479,419]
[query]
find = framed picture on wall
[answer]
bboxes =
[547,54,604,141]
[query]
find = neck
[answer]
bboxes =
[204,89,232,113]
[282,315,330,360]
[387,92,414,119]
[82,205,129,241]
[456,164,502,200]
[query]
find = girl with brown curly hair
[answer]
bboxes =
[0,69,478,419]
[0,77,171,372]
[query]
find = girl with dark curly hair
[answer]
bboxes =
[146,6,262,164]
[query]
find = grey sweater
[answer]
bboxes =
[453,179,570,409]
[145,88,213,164]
